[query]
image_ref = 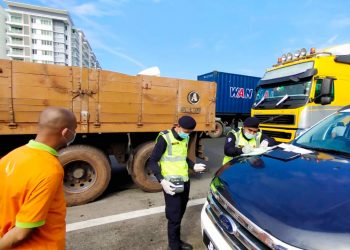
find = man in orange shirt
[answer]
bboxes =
[0,107,77,250]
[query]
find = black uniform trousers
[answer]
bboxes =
[163,181,190,250]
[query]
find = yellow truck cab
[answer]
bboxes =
[251,44,350,142]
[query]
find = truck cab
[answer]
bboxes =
[201,104,350,250]
[251,44,350,143]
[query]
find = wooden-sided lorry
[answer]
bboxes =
[0,59,216,206]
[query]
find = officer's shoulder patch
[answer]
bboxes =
[234,127,240,132]
[160,130,169,135]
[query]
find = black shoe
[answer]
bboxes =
[180,241,193,250]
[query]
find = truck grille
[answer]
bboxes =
[254,115,295,125]
[261,130,292,140]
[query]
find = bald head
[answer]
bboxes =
[38,107,77,132]
[35,107,77,150]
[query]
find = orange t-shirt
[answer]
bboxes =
[0,140,66,249]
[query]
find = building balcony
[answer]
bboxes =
[54,48,65,53]
[53,27,65,33]
[54,56,66,62]
[7,30,25,36]
[10,50,24,55]
[6,41,28,47]
[5,20,25,27]
[53,38,65,43]
[9,40,24,45]
[7,52,29,58]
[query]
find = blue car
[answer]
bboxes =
[201,105,350,250]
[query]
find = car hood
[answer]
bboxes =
[214,150,350,250]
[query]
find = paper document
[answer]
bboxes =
[277,143,313,154]
[241,147,270,156]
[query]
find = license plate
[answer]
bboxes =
[203,230,217,250]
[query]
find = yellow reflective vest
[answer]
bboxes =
[222,128,262,165]
[157,130,189,181]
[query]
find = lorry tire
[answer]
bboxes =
[208,121,224,138]
[131,142,162,192]
[59,145,111,206]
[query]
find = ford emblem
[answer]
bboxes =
[218,214,237,234]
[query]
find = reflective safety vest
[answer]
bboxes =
[158,130,189,181]
[222,128,262,165]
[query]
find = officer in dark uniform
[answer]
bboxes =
[149,115,206,250]
[223,117,276,164]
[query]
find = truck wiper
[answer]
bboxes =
[254,95,266,108]
[275,94,289,107]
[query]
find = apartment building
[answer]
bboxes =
[74,28,101,69]
[0,6,7,59]
[1,1,100,68]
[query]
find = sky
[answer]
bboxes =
[2,0,350,80]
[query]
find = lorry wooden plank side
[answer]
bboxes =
[0,59,216,206]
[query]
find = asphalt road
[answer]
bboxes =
[66,137,225,250]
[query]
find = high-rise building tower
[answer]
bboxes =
[1,1,100,68]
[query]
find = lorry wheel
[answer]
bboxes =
[59,145,111,206]
[208,121,223,138]
[131,142,162,192]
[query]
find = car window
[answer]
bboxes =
[294,111,350,155]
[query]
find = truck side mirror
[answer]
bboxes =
[320,96,332,105]
[314,78,334,105]
[321,78,333,96]
[320,78,333,105]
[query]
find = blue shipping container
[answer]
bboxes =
[197,71,260,115]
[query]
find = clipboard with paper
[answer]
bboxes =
[263,148,301,161]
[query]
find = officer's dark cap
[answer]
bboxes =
[243,117,260,128]
[178,116,196,130]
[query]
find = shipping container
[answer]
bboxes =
[198,71,260,137]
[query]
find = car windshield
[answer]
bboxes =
[293,110,350,155]
[253,80,311,108]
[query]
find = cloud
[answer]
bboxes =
[240,31,263,43]
[281,48,293,54]
[235,68,257,76]
[326,35,338,45]
[72,3,106,17]
[331,17,350,28]
[37,0,145,69]
[91,39,146,69]
[305,38,315,46]
[39,0,126,17]
[214,39,227,52]
[310,35,341,51]
[287,38,297,45]
[188,40,203,49]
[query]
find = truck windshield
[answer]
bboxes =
[253,80,311,109]
[293,110,350,156]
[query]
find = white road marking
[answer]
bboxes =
[66,197,206,232]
